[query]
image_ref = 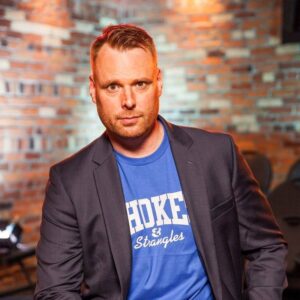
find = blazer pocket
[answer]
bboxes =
[210,197,234,221]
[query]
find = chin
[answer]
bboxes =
[106,117,157,140]
[115,130,147,139]
[111,124,153,140]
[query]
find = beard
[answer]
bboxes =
[96,102,159,142]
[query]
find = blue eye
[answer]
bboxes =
[135,82,147,89]
[107,84,120,92]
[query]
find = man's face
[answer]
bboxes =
[90,44,162,141]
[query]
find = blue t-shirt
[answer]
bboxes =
[115,126,213,300]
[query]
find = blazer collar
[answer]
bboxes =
[92,133,131,299]
[159,115,193,150]
[92,131,113,166]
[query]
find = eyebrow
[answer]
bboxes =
[100,80,121,89]
[100,78,153,88]
[132,78,153,85]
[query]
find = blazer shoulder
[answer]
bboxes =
[178,124,234,146]
[161,116,234,150]
[174,125,236,170]
[50,135,102,175]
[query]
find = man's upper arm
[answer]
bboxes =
[35,166,83,300]
[229,136,288,299]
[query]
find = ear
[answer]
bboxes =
[89,74,97,104]
[157,68,163,97]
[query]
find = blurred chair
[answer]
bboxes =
[287,159,300,182]
[0,244,35,297]
[269,180,300,296]
[0,295,33,300]
[0,217,35,297]
[242,150,273,195]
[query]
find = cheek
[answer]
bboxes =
[96,93,118,113]
[95,100,113,124]
[141,98,158,115]
[141,89,159,107]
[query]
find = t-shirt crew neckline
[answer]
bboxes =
[114,124,168,166]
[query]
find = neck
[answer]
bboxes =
[108,120,164,158]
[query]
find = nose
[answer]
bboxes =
[121,86,136,109]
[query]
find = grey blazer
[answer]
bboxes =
[35,117,287,300]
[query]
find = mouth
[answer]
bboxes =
[117,115,142,125]
[118,115,141,119]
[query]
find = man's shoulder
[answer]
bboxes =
[172,122,233,145]
[50,134,106,174]
[170,123,235,172]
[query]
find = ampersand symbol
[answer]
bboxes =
[151,227,161,237]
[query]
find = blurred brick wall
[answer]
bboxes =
[0,0,299,291]
[147,0,300,187]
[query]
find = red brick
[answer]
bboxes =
[208,50,225,57]
[189,15,211,22]
[225,3,245,11]
[231,83,252,90]
[0,19,10,27]
[0,49,10,57]
[6,31,23,38]
[251,47,275,56]
[0,0,15,6]
[232,65,252,73]
[280,62,300,69]
[235,11,256,18]
[201,57,223,65]
[25,153,41,160]
[57,108,71,115]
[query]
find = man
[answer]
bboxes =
[35,24,287,300]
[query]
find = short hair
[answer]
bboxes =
[90,24,157,71]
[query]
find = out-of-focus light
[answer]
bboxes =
[168,0,224,14]
[0,221,22,249]
[0,224,14,239]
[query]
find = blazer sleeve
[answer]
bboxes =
[229,136,288,300]
[34,166,83,300]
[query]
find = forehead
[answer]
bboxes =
[94,44,156,81]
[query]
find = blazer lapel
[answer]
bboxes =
[162,118,222,300]
[92,134,131,299]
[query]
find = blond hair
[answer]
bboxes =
[90,24,157,72]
